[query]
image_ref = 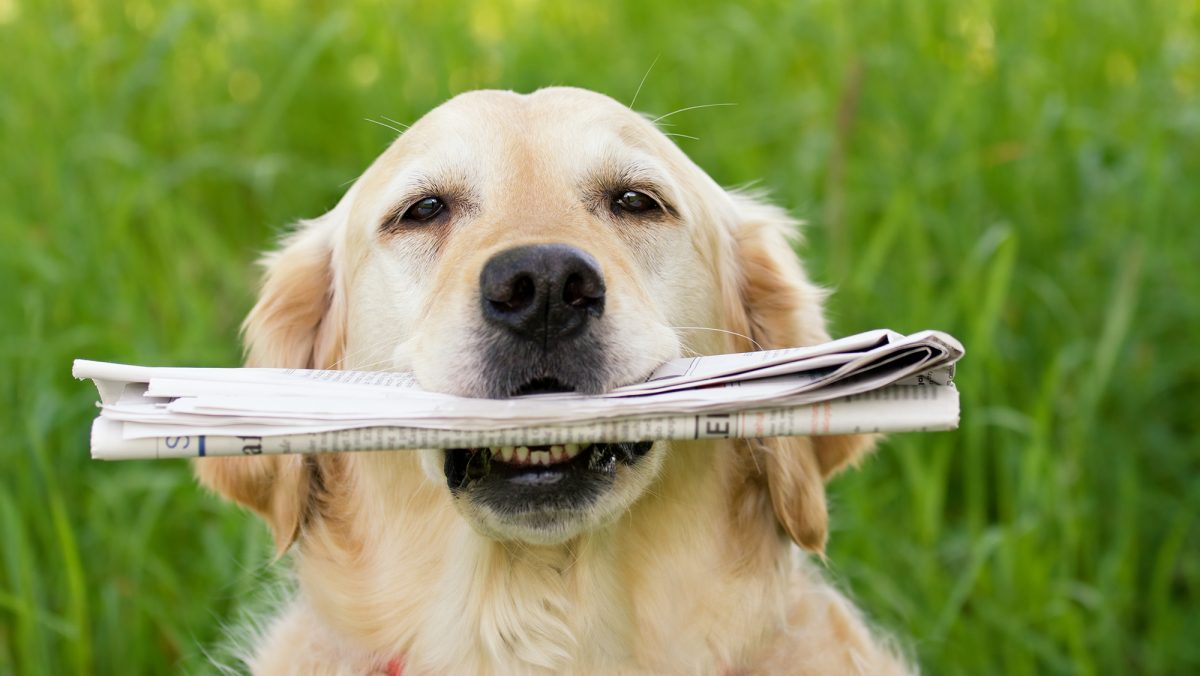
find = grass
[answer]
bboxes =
[1,0,1197,673]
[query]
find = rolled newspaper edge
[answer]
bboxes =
[89,383,959,460]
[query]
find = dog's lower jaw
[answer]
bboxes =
[453,503,610,547]
[441,442,661,545]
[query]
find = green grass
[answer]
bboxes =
[1,0,1198,673]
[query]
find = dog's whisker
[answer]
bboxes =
[325,346,398,373]
[338,170,367,188]
[330,343,397,369]
[628,54,660,110]
[324,348,368,371]
[380,115,411,130]
[669,325,764,352]
[338,357,398,373]
[364,117,408,136]
[673,342,707,361]
[662,133,700,141]
[651,102,736,124]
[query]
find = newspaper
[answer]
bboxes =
[73,329,964,460]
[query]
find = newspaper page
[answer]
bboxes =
[74,328,964,460]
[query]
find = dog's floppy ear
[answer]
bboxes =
[721,193,877,553]
[194,454,313,557]
[194,205,347,555]
[241,209,347,371]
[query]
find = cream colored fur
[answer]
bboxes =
[195,88,912,674]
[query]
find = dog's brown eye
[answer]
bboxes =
[403,196,445,222]
[614,190,659,214]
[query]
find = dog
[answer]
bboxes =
[196,87,911,674]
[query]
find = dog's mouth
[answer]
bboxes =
[510,377,576,396]
[443,441,653,514]
[440,367,658,538]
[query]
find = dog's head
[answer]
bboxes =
[197,88,873,556]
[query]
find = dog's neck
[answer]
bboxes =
[294,440,792,673]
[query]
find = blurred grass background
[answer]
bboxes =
[1,0,1198,673]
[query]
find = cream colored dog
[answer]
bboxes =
[196,87,911,675]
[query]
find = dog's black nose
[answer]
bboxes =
[480,244,606,346]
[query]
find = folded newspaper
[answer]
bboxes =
[74,329,964,460]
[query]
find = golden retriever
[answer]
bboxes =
[196,87,910,675]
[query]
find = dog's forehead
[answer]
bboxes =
[431,87,648,142]
[371,88,668,184]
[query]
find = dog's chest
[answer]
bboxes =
[405,548,636,672]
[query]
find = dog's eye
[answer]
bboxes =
[403,196,445,222]
[613,190,660,214]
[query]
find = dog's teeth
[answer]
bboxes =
[499,446,514,462]
[550,445,564,462]
[532,450,550,465]
[565,443,580,458]
[516,446,529,464]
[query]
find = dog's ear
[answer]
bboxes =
[194,454,313,556]
[241,210,347,371]
[721,193,877,553]
[194,206,347,555]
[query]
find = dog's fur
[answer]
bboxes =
[196,88,911,674]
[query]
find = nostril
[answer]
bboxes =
[562,273,604,314]
[490,274,537,314]
[563,274,585,307]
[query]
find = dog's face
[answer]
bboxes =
[200,87,873,563]
[315,89,738,543]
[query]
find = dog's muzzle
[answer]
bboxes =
[475,244,613,397]
[449,244,650,524]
